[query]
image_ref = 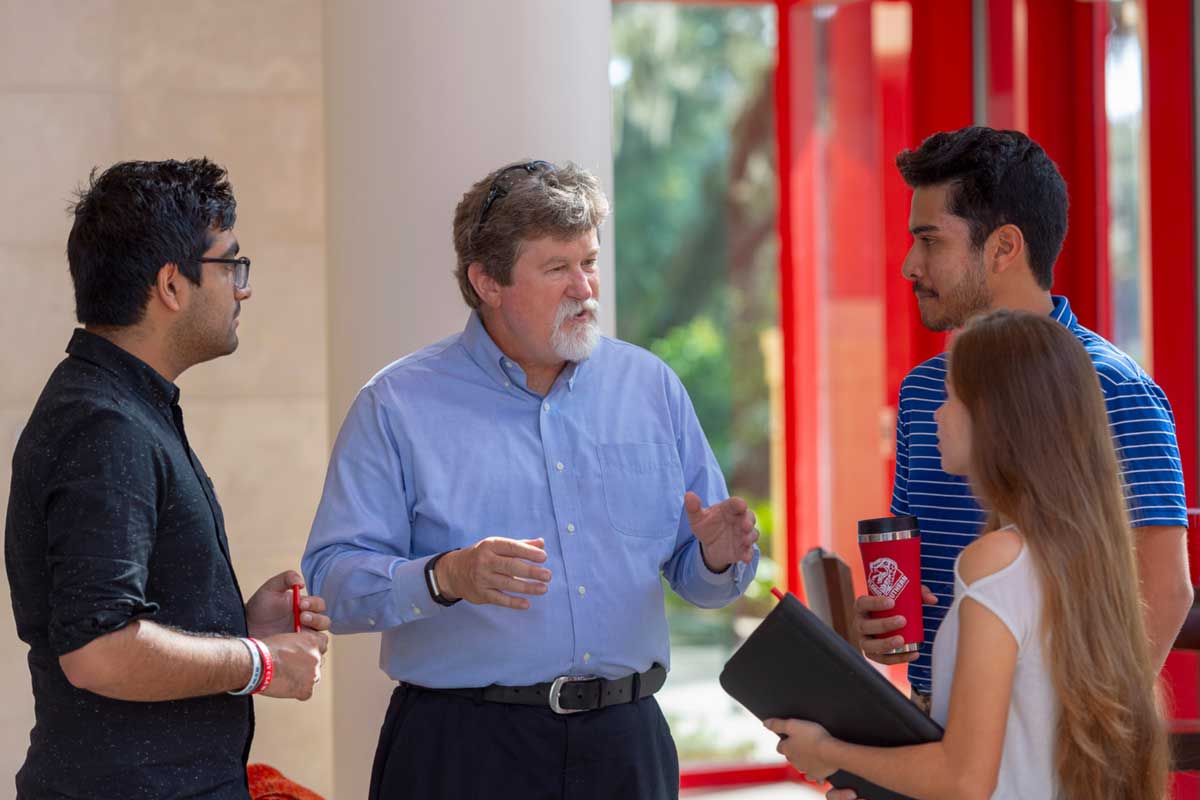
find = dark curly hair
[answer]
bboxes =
[67,158,237,326]
[896,127,1068,289]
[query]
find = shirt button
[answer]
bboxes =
[412,606,422,616]
[566,523,576,533]
[366,617,376,627]
[504,380,511,387]
[556,462,564,472]
[583,652,592,663]
[505,360,515,368]
[543,402,550,412]
[577,585,586,596]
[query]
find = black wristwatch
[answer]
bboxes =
[424,550,461,607]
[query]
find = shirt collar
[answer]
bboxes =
[460,311,520,390]
[459,311,587,395]
[1050,295,1077,329]
[66,328,180,410]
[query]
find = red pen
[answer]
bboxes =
[770,587,785,601]
[291,584,302,632]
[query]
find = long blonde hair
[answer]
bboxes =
[949,309,1169,800]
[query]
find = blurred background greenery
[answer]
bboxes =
[611,2,781,763]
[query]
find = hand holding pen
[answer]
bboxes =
[242,570,330,700]
[244,570,331,639]
[292,583,302,632]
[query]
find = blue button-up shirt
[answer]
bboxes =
[302,313,758,687]
[894,295,1187,694]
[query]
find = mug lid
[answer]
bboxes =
[858,514,919,536]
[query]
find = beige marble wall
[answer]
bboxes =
[0,1,332,795]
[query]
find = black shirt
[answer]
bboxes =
[6,330,253,799]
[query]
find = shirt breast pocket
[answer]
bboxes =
[597,442,684,538]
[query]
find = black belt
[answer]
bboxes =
[404,663,667,715]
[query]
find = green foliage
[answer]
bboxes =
[611,3,776,347]
[650,316,732,473]
[612,2,778,501]
[614,3,781,659]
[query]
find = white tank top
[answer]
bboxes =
[929,538,1059,799]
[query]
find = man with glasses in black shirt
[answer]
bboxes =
[5,159,329,799]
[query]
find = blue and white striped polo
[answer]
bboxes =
[893,295,1188,695]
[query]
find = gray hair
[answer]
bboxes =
[452,161,610,309]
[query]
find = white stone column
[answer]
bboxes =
[322,2,614,795]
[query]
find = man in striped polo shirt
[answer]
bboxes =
[854,127,1191,705]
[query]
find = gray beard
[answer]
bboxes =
[552,317,599,361]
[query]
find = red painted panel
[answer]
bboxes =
[679,763,814,789]
[827,3,883,300]
[987,0,1019,130]
[1142,3,1198,795]
[1168,649,1200,800]
[1145,0,1199,556]
[1174,772,1200,799]
[1167,650,1200,729]
[778,0,819,595]
[727,0,1199,794]
[881,0,971,465]
[879,6,915,496]
[1025,0,1108,335]
[909,0,974,139]
[904,0,972,366]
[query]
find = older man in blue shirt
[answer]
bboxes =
[302,160,760,800]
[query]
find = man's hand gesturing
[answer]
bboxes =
[685,492,759,573]
[435,537,552,610]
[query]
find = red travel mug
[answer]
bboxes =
[857,515,922,655]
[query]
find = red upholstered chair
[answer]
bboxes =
[247,764,325,800]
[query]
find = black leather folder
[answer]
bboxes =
[719,592,944,800]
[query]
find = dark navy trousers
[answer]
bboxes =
[368,684,680,800]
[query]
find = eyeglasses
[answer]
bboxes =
[475,160,556,232]
[198,256,251,290]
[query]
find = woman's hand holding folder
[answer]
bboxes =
[764,718,837,783]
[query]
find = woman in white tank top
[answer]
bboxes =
[767,310,1168,799]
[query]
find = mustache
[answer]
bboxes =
[554,297,600,326]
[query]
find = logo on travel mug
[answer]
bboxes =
[858,515,923,655]
[867,557,909,600]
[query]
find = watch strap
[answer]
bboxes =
[424,550,461,607]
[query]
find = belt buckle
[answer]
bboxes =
[549,675,595,715]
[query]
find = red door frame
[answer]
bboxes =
[780,0,975,597]
[1144,0,1198,561]
[621,0,1200,792]
[777,0,1200,792]
[1144,1,1200,795]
